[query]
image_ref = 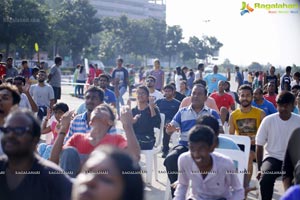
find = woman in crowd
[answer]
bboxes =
[132,86,161,150]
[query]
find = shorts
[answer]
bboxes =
[52,86,61,100]
[238,144,256,152]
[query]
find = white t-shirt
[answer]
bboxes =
[175,74,183,92]
[256,113,300,161]
[243,71,248,81]
[150,90,164,101]
[29,84,55,107]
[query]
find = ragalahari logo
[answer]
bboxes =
[240,2,254,15]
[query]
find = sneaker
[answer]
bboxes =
[162,151,168,158]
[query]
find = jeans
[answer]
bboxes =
[259,157,283,200]
[59,147,81,178]
[116,86,127,115]
[164,144,189,197]
[162,128,171,153]
[75,80,85,96]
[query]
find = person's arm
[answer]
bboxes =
[228,113,235,135]
[227,68,231,81]
[256,145,264,180]
[282,149,294,191]
[49,111,73,164]
[120,106,141,162]
[161,71,165,91]
[22,83,38,112]
[166,110,181,134]
[173,155,189,200]
[48,67,55,82]
[41,108,52,134]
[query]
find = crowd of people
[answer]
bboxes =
[0,52,299,200]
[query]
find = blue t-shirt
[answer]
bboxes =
[280,185,300,200]
[204,73,227,94]
[293,107,299,114]
[104,89,116,104]
[251,99,277,116]
[156,98,180,124]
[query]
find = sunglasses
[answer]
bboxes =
[146,79,154,82]
[0,126,31,137]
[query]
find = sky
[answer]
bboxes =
[166,0,300,67]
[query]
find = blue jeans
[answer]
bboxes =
[116,86,127,115]
[75,80,85,96]
[59,147,81,178]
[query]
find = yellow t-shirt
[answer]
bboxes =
[231,107,263,138]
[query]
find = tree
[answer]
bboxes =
[164,25,183,68]
[0,0,50,58]
[55,0,101,64]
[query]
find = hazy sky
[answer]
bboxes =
[166,0,300,67]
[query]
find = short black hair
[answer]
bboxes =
[0,83,20,105]
[137,85,149,97]
[85,86,104,102]
[6,57,13,62]
[196,115,219,136]
[189,125,215,147]
[292,85,300,91]
[54,56,62,64]
[193,78,207,87]
[224,81,231,88]
[198,63,204,70]
[32,67,39,74]
[21,60,28,65]
[147,75,156,82]
[13,76,26,85]
[239,84,253,95]
[254,88,263,95]
[286,66,292,73]
[163,84,175,91]
[276,91,295,105]
[117,58,123,63]
[99,74,109,82]
[294,72,300,78]
[53,102,69,113]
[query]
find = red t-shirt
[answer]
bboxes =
[64,133,127,154]
[0,64,6,78]
[210,92,235,110]
[264,94,277,108]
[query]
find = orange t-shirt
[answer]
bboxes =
[64,133,127,154]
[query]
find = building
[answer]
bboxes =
[89,0,166,21]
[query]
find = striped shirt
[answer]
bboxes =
[171,105,221,147]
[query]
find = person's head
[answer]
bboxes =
[163,84,175,100]
[21,60,28,68]
[235,66,240,72]
[84,87,104,112]
[217,80,225,93]
[89,104,115,139]
[198,63,204,71]
[175,66,182,75]
[276,91,295,120]
[32,67,39,76]
[188,125,215,165]
[286,66,292,75]
[182,66,188,74]
[136,86,149,104]
[99,74,110,89]
[254,71,259,77]
[196,115,219,148]
[40,61,45,68]
[283,80,291,91]
[179,80,188,91]
[52,103,69,122]
[238,84,253,108]
[224,81,231,92]
[54,56,62,66]
[6,57,13,67]
[193,78,207,88]
[13,76,26,93]
[116,58,123,67]
[267,81,276,94]
[146,75,156,88]
[37,70,47,83]
[0,84,20,118]
[1,109,41,158]
[73,145,144,200]
[213,65,218,74]
[293,72,300,82]
[93,77,100,87]
[5,77,13,84]
[191,84,207,108]
[253,88,264,102]
[269,66,275,75]
[291,85,300,97]
[153,59,160,69]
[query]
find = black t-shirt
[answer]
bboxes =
[156,98,180,124]
[175,92,186,102]
[0,155,72,200]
